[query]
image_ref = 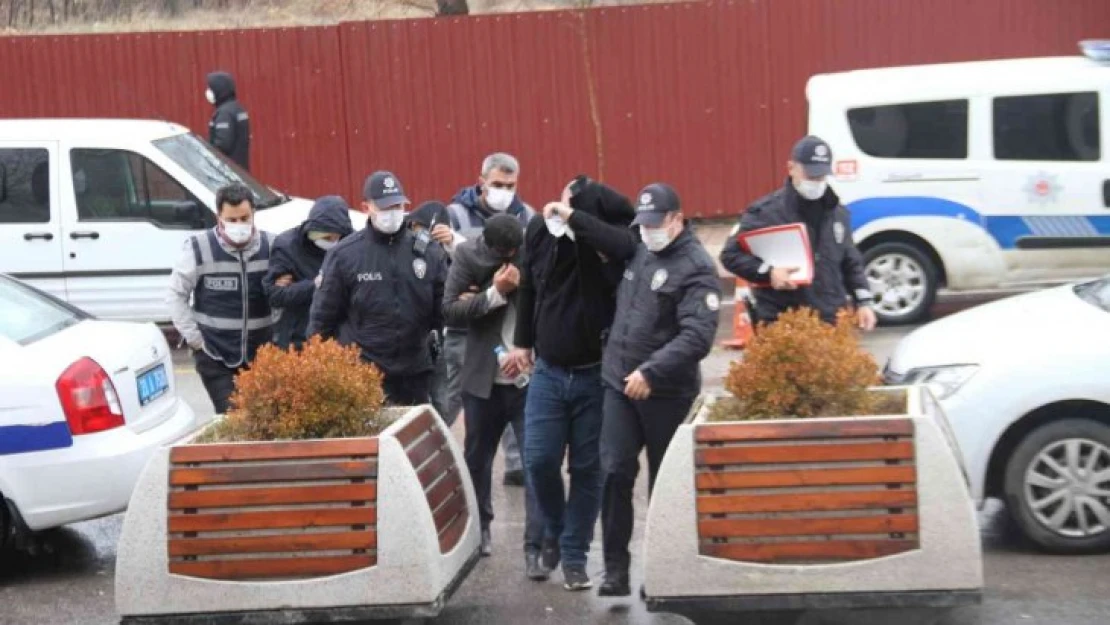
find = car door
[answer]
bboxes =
[0,141,66,302]
[981,88,1110,285]
[60,146,215,323]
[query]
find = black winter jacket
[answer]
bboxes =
[207,72,251,170]
[263,196,353,349]
[719,179,872,324]
[307,225,448,377]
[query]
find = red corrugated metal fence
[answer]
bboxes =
[1,0,1106,218]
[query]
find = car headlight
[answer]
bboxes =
[903,364,979,400]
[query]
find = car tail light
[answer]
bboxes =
[56,357,125,435]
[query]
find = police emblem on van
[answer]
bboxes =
[203,276,238,291]
[1024,172,1062,205]
[651,268,668,291]
[413,258,427,279]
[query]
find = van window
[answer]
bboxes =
[993,92,1100,162]
[0,148,50,224]
[847,100,969,159]
[153,133,285,209]
[71,149,215,229]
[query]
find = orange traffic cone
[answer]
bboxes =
[720,278,753,350]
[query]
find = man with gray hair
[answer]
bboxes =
[430,152,535,486]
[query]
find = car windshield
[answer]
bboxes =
[1075,276,1110,312]
[152,133,288,209]
[0,278,87,345]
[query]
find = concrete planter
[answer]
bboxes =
[643,386,983,622]
[116,406,479,624]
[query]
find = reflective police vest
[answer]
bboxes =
[190,229,273,368]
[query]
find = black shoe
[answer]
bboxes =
[541,539,561,571]
[598,570,631,597]
[525,553,550,581]
[562,566,592,591]
[502,469,525,487]
[480,529,492,557]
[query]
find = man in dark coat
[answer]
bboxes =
[206,71,251,170]
[263,195,354,350]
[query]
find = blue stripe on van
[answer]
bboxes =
[847,196,1110,250]
[0,422,73,456]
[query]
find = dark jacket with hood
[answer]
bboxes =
[263,196,353,349]
[207,72,251,170]
[566,213,720,398]
[447,184,535,239]
[719,178,872,324]
[307,222,449,378]
[513,181,634,368]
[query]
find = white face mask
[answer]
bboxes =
[485,187,515,212]
[372,209,405,234]
[545,215,567,238]
[222,221,253,245]
[205,88,216,105]
[314,239,338,251]
[794,179,828,201]
[640,226,674,252]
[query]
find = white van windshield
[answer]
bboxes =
[153,133,289,210]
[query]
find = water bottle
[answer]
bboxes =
[494,345,530,388]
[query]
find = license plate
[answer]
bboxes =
[137,363,169,407]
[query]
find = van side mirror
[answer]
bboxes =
[172,200,210,230]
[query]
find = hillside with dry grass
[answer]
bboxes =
[0,0,666,33]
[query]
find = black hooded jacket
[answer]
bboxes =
[207,72,251,170]
[513,181,635,368]
[263,196,353,348]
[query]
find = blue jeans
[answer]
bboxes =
[524,358,604,569]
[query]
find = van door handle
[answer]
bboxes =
[23,232,54,241]
[1104,180,1110,208]
[70,231,100,240]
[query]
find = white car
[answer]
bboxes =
[885,275,1110,553]
[0,274,201,545]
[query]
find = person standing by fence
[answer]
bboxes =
[205,71,251,171]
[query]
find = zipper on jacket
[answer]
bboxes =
[238,248,248,368]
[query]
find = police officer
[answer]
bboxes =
[720,135,877,331]
[205,71,251,170]
[307,171,449,405]
[167,182,273,414]
[552,182,720,596]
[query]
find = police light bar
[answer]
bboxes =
[1079,40,1110,62]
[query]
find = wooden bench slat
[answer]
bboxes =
[699,513,919,539]
[170,555,376,580]
[700,539,918,563]
[168,507,376,533]
[416,449,456,489]
[406,427,448,468]
[426,468,463,511]
[169,484,376,510]
[696,420,913,443]
[696,442,914,467]
[169,530,376,557]
[169,461,376,486]
[438,508,468,553]
[696,466,917,490]
[170,439,378,464]
[697,489,918,514]
[394,410,436,448]
[432,489,468,530]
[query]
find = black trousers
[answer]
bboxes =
[382,372,432,406]
[462,385,545,554]
[193,350,246,415]
[600,386,695,574]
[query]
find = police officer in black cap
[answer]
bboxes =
[308,171,449,405]
[720,135,877,331]
[546,182,721,596]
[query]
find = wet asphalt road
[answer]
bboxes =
[3,291,1110,625]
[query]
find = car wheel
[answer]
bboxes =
[1004,419,1110,554]
[862,242,938,326]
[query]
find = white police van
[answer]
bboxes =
[807,41,1109,324]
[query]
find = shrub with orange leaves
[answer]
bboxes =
[718,307,883,420]
[207,336,387,442]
